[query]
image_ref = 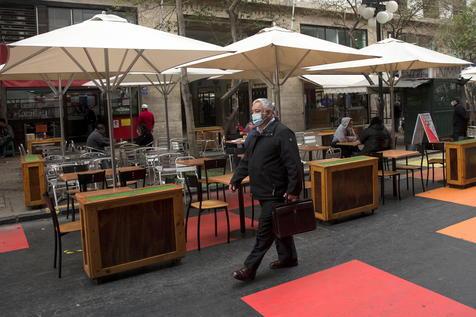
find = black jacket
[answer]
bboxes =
[359,123,390,154]
[453,104,469,136]
[135,132,153,146]
[231,119,303,200]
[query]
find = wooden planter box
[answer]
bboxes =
[76,185,186,280]
[446,139,476,187]
[27,137,63,154]
[21,154,46,207]
[309,156,379,221]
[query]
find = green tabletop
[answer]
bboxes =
[448,138,476,145]
[314,155,373,167]
[86,185,178,202]
[23,154,43,163]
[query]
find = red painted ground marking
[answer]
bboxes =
[0,224,29,254]
[186,211,253,251]
[242,260,476,317]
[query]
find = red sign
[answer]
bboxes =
[411,113,440,144]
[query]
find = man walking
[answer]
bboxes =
[229,98,303,282]
[452,99,469,141]
[138,104,155,132]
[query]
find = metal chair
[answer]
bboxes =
[43,192,81,279]
[424,142,446,185]
[152,152,182,184]
[396,144,426,195]
[64,164,90,221]
[202,157,227,200]
[119,168,147,188]
[367,152,401,204]
[184,174,230,251]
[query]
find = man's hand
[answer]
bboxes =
[229,183,237,192]
[284,193,299,202]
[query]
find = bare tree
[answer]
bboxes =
[174,0,198,155]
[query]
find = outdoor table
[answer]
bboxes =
[59,166,143,182]
[380,149,420,196]
[308,156,379,221]
[317,130,335,146]
[177,158,211,179]
[21,154,46,207]
[445,139,476,187]
[299,145,330,161]
[206,174,250,234]
[226,139,245,146]
[27,137,63,154]
[75,184,185,280]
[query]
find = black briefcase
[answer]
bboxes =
[272,199,316,239]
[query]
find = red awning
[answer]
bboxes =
[1,80,90,88]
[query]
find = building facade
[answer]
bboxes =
[0,0,454,146]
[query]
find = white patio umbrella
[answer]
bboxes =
[83,68,236,145]
[461,66,476,80]
[183,25,377,116]
[0,13,229,186]
[306,38,471,142]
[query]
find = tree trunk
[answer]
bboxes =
[176,0,197,156]
[223,0,242,136]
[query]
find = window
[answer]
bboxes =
[48,7,137,31]
[48,7,71,31]
[301,24,367,49]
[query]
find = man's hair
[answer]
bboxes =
[0,118,6,124]
[370,116,383,126]
[253,98,275,112]
[96,123,105,130]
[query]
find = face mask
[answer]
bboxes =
[252,112,263,126]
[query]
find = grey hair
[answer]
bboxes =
[253,98,275,112]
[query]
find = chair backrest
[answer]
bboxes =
[175,156,198,180]
[326,147,342,159]
[303,132,318,145]
[405,144,424,166]
[295,132,305,145]
[62,164,89,174]
[18,143,27,156]
[184,174,203,203]
[158,152,182,167]
[203,157,227,179]
[80,151,106,159]
[45,155,64,163]
[43,192,60,234]
[424,142,445,160]
[77,170,106,192]
[119,168,147,187]
[366,152,384,171]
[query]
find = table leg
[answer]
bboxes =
[308,151,313,161]
[238,184,246,234]
[197,166,202,180]
[392,158,397,197]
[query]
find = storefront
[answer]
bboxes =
[302,75,371,130]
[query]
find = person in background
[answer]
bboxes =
[229,98,303,282]
[0,118,14,157]
[452,98,469,140]
[135,124,154,146]
[359,117,390,154]
[394,101,402,133]
[86,123,110,151]
[138,104,155,133]
[332,117,359,157]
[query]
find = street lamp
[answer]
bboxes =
[359,0,398,119]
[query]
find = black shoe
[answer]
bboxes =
[269,259,298,269]
[232,267,256,281]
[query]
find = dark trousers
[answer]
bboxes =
[244,200,297,270]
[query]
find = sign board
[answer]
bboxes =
[121,118,131,127]
[113,120,120,129]
[411,113,439,144]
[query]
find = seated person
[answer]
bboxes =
[86,123,110,151]
[135,124,154,146]
[331,117,359,157]
[0,118,14,157]
[359,117,390,154]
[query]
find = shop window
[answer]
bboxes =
[198,91,216,126]
[72,9,102,24]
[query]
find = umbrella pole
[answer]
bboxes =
[389,79,396,148]
[130,89,133,143]
[164,92,171,150]
[58,76,65,156]
[104,49,117,188]
[273,70,282,118]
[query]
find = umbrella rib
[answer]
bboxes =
[166,75,179,95]
[83,48,107,91]
[61,48,104,92]
[62,73,75,94]
[113,49,144,89]
[281,49,311,86]
[0,46,50,74]
[242,52,273,87]
[146,75,163,95]
[40,74,58,96]
[113,49,129,88]
[154,74,167,95]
